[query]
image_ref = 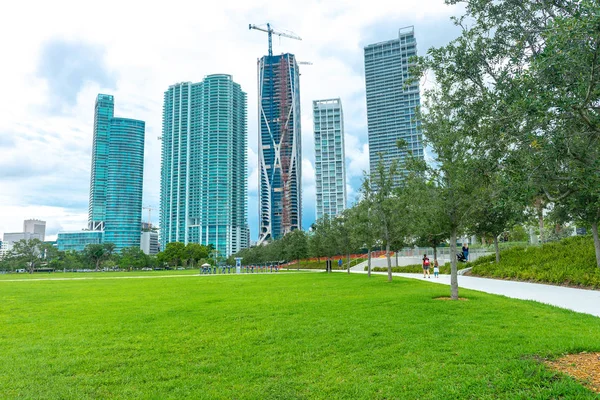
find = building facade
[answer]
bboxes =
[140,231,159,255]
[364,26,423,180]
[103,118,145,252]
[57,231,104,252]
[160,75,249,257]
[88,94,114,231]
[257,53,302,243]
[2,232,43,245]
[313,99,347,220]
[23,219,46,241]
[85,94,145,253]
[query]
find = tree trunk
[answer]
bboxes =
[493,236,500,264]
[395,250,398,267]
[367,248,372,278]
[433,245,438,262]
[386,242,392,282]
[592,222,600,269]
[538,208,544,243]
[450,228,459,300]
[347,252,351,274]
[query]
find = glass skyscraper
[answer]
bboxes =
[86,94,145,253]
[364,26,423,180]
[313,99,346,220]
[88,94,114,231]
[103,118,145,251]
[257,53,302,243]
[160,75,249,257]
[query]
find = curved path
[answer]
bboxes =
[346,269,600,318]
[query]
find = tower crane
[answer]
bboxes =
[249,23,301,56]
[142,206,157,228]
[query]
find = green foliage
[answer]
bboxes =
[83,243,115,271]
[1,273,599,398]
[6,239,44,273]
[117,247,149,270]
[470,236,600,288]
[156,242,185,267]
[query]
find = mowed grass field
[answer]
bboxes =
[1,272,599,399]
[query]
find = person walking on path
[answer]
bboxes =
[422,254,431,278]
[462,243,469,261]
[433,259,439,278]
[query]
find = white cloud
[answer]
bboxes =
[0,0,459,240]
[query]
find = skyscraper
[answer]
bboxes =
[160,75,248,256]
[83,94,145,253]
[88,94,114,231]
[364,26,423,179]
[313,99,346,220]
[257,53,302,243]
[103,118,145,251]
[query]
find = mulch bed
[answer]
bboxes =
[545,352,600,393]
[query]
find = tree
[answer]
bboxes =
[118,247,149,270]
[185,243,210,268]
[331,210,358,274]
[8,239,44,274]
[367,158,401,282]
[282,230,308,269]
[157,242,185,267]
[349,192,379,277]
[310,215,338,270]
[83,243,115,271]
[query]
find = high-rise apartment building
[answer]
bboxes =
[364,26,423,180]
[88,94,114,231]
[23,219,46,241]
[313,99,346,220]
[83,94,145,253]
[103,118,145,251]
[257,53,302,243]
[160,75,248,256]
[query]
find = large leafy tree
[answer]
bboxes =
[281,229,309,268]
[83,243,115,271]
[7,239,43,273]
[157,242,185,267]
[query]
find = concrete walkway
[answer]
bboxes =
[346,270,600,318]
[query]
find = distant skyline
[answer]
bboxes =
[0,0,462,242]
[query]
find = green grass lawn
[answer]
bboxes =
[1,272,599,399]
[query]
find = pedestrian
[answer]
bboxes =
[433,259,439,278]
[462,243,469,261]
[422,254,431,278]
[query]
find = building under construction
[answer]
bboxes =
[257,53,302,243]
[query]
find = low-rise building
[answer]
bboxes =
[57,231,104,252]
[140,231,159,255]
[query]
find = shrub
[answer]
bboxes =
[469,235,600,288]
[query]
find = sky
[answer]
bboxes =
[0,0,462,242]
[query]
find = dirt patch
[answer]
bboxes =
[434,297,469,301]
[546,352,600,393]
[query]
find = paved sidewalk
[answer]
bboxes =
[348,270,600,318]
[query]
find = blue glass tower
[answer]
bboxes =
[364,26,423,181]
[160,75,249,256]
[88,94,114,230]
[103,118,145,252]
[86,94,145,253]
[257,53,302,243]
